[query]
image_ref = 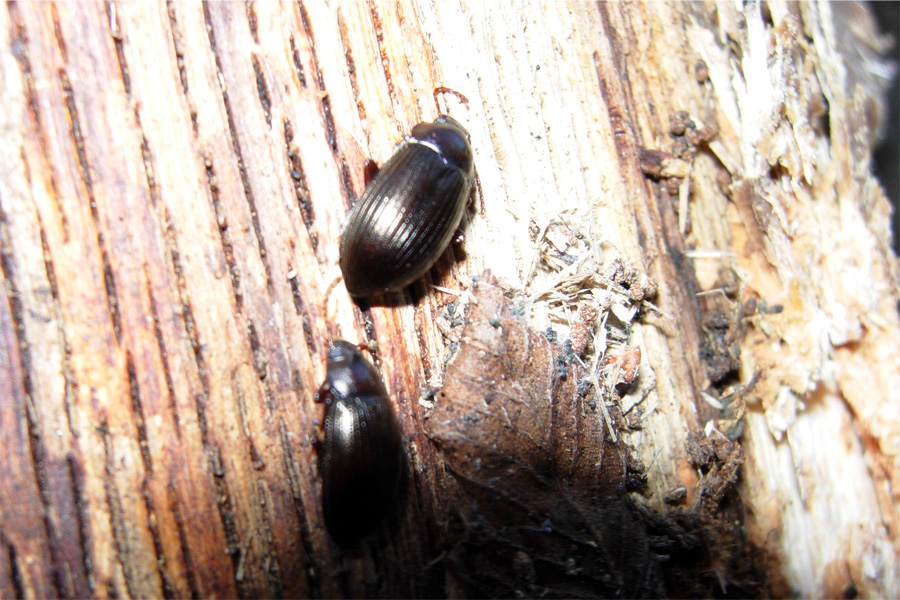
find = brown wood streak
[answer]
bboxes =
[367,0,397,110]
[142,7,239,595]
[51,2,170,596]
[19,1,227,597]
[201,3,274,294]
[109,15,200,515]
[176,3,300,595]
[167,0,331,594]
[57,56,124,350]
[251,54,273,129]
[296,0,356,203]
[3,2,94,598]
[593,3,707,410]
[0,251,57,599]
[202,2,332,596]
[283,118,319,256]
[146,287,181,440]
[0,537,20,600]
[8,3,70,242]
[203,153,246,309]
[338,12,368,126]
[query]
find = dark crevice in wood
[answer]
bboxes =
[0,202,33,411]
[142,479,176,599]
[59,70,123,345]
[297,0,355,204]
[298,1,335,153]
[247,320,267,381]
[2,534,25,600]
[290,286,318,364]
[278,421,321,598]
[405,443,431,547]
[592,51,636,174]
[164,207,212,451]
[38,230,78,437]
[288,34,307,88]
[367,0,397,110]
[167,480,200,599]
[140,138,160,209]
[474,169,485,218]
[127,3,165,224]
[202,3,274,295]
[245,1,259,43]
[229,360,291,594]
[66,454,95,594]
[102,262,122,345]
[99,417,138,600]
[264,384,280,418]
[337,13,367,126]
[288,279,322,373]
[165,2,190,96]
[57,70,93,209]
[192,390,210,441]
[8,2,69,241]
[189,109,199,136]
[288,269,303,315]
[597,7,643,136]
[0,205,66,599]
[283,118,318,253]
[252,481,284,598]
[202,158,243,311]
[251,54,272,128]
[163,228,199,368]
[291,368,306,403]
[232,369,254,449]
[126,353,153,474]
[208,445,245,595]
[49,3,67,63]
[303,316,318,361]
[359,306,378,349]
[107,2,130,96]
[337,154,356,210]
[288,271,303,315]
[147,286,181,439]
[413,317,432,389]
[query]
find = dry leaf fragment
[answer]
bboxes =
[427,272,662,597]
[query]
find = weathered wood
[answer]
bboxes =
[0,1,896,598]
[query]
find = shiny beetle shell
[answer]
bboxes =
[339,116,475,297]
[316,341,403,545]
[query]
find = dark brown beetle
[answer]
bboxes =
[339,116,475,297]
[315,340,403,545]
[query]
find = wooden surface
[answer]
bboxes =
[0,1,898,598]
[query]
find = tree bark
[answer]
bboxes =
[0,1,896,598]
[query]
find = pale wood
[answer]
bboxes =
[0,1,897,598]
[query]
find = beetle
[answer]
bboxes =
[339,115,475,297]
[315,340,403,545]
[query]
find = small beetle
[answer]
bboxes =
[316,340,403,545]
[340,116,475,297]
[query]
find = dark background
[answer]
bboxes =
[870,1,899,253]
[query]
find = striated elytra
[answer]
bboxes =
[339,116,475,297]
[316,340,403,545]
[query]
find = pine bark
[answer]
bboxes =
[0,1,897,598]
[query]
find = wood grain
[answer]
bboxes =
[0,1,896,597]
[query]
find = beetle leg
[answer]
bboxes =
[363,158,380,186]
[314,383,334,404]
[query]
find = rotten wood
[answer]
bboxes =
[0,1,897,598]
